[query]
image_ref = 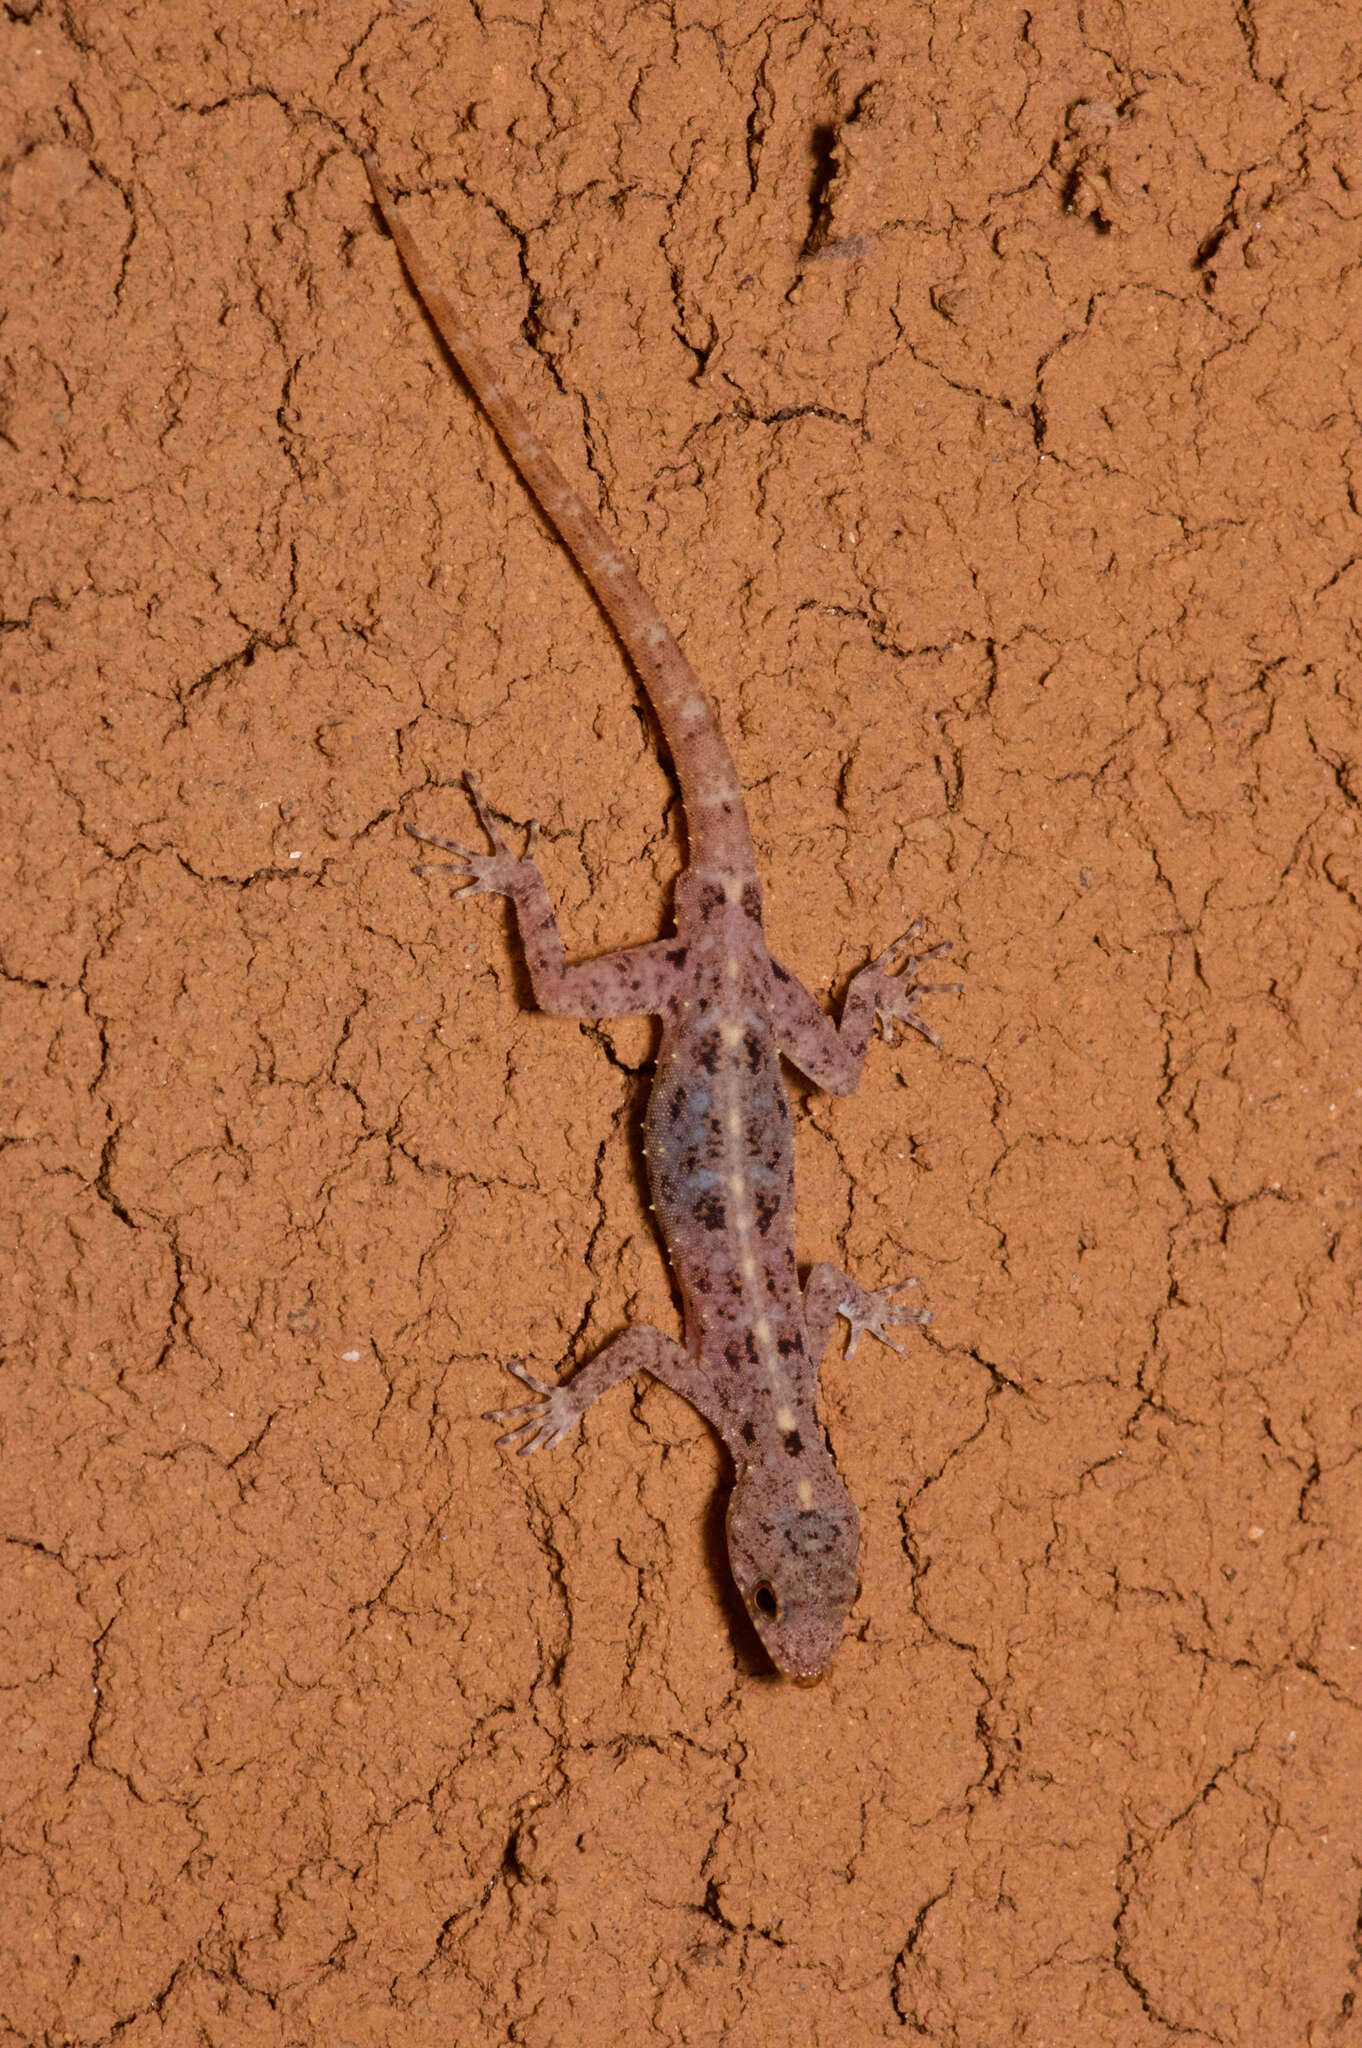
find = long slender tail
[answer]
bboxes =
[363,152,755,881]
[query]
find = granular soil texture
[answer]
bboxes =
[3,5,1360,2044]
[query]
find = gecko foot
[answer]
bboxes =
[840,1277,931,1357]
[869,920,962,1048]
[408,770,540,900]
[483,1359,581,1455]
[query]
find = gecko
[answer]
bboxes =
[364,152,957,1682]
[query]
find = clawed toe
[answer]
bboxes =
[463,770,541,860]
[867,920,961,1049]
[483,1361,554,1417]
[491,1416,556,1454]
[484,1360,574,1455]
[461,770,511,851]
[875,919,925,971]
[880,1009,941,1048]
[407,770,540,899]
[406,824,477,857]
[841,1276,932,1355]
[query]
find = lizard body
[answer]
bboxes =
[364,153,955,1681]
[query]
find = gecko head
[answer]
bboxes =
[725,1470,860,1683]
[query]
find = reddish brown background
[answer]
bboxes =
[4,3,1360,2043]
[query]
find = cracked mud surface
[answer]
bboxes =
[3,5,1360,2043]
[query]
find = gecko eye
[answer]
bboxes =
[752,1581,780,1621]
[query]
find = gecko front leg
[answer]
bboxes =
[410,770,683,1018]
[486,1326,735,1454]
[802,1263,931,1362]
[485,1329,686,1452]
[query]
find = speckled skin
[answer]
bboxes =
[366,155,955,1680]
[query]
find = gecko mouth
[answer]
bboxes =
[729,1481,858,1680]
[748,1580,834,1682]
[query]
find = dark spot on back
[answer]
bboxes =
[742,1030,764,1074]
[695,1034,721,1075]
[783,1430,804,1456]
[772,960,791,983]
[754,1188,781,1234]
[741,883,762,921]
[740,1419,757,1446]
[692,1191,726,1231]
[699,883,724,914]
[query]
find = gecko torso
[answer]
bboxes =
[365,153,955,1680]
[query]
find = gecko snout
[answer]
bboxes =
[752,1578,826,1681]
[727,1478,860,1681]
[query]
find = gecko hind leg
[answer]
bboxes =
[407,770,539,899]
